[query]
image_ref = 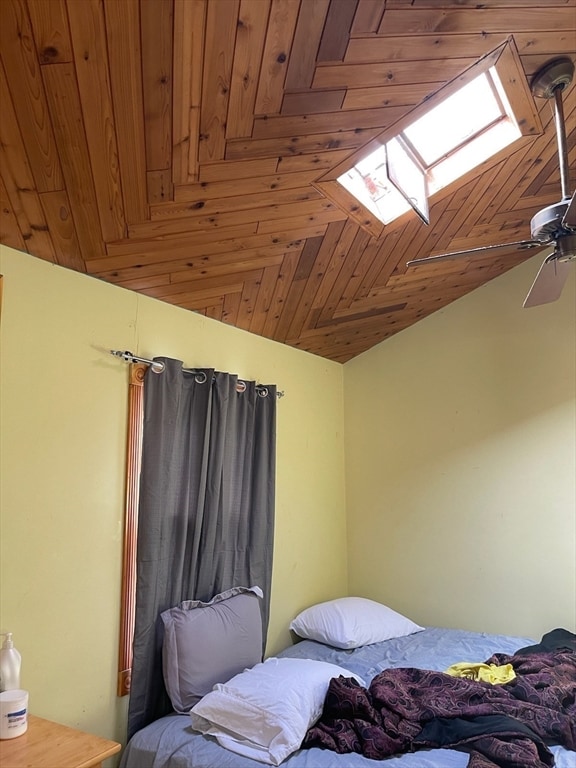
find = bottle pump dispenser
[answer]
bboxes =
[0,633,22,692]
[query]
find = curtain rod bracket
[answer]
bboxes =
[110,350,165,373]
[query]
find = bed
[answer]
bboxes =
[120,608,575,768]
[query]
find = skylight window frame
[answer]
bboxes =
[399,68,511,170]
[398,67,516,171]
[313,38,542,239]
[423,111,508,171]
[386,134,429,225]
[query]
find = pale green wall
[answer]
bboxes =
[0,245,348,751]
[344,254,576,639]
[3,243,575,756]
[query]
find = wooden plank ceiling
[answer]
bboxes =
[1,0,575,363]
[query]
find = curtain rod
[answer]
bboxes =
[110,350,284,398]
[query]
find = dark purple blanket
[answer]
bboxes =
[302,649,576,768]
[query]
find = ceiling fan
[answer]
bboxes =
[407,57,576,308]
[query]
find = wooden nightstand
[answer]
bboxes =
[0,714,121,768]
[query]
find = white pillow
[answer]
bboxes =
[289,596,424,649]
[190,657,364,766]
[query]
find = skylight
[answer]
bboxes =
[337,145,412,225]
[315,41,540,238]
[337,68,521,226]
[403,72,505,165]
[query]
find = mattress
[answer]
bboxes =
[119,627,574,768]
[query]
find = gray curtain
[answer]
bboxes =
[127,357,276,739]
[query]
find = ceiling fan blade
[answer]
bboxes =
[406,239,545,267]
[561,191,576,229]
[523,254,571,308]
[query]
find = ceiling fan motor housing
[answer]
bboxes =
[530,200,576,262]
[530,200,571,241]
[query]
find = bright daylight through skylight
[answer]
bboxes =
[337,68,522,226]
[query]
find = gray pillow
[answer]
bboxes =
[161,586,263,714]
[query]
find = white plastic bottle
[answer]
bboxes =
[0,633,22,692]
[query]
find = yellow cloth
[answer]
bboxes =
[444,662,516,685]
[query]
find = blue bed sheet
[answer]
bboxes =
[120,627,575,768]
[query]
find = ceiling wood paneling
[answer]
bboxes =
[1,0,574,362]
